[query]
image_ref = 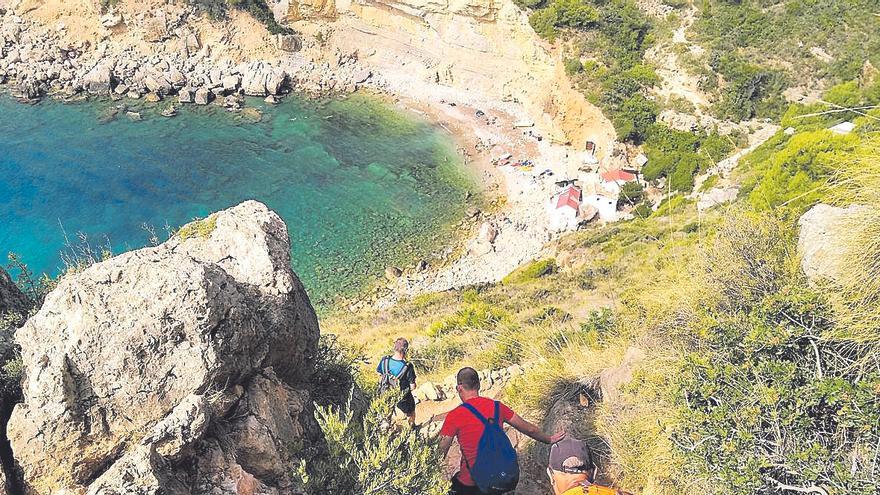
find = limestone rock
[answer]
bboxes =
[194,87,212,105]
[798,203,865,283]
[8,201,319,494]
[696,187,738,211]
[385,266,403,281]
[241,63,287,96]
[0,267,29,317]
[83,61,114,94]
[415,382,443,402]
[178,86,194,103]
[276,33,301,52]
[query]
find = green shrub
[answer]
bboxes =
[612,94,659,142]
[650,194,689,218]
[529,8,559,40]
[529,0,600,40]
[633,202,653,218]
[564,57,584,76]
[176,216,217,240]
[712,55,787,121]
[187,0,292,34]
[410,337,467,374]
[426,301,509,337]
[642,125,734,192]
[674,275,880,494]
[619,181,645,207]
[744,130,858,213]
[502,258,557,285]
[298,391,450,495]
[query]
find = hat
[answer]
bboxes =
[549,437,593,474]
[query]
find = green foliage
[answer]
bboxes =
[528,0,600,40]
[502,258,557,284]
[672,214,880,493]
[611,94,659,142]
[426,301,509,337]
[650,194,689,218]
[711,54,787,121]
[618,180,645,207]
[298,391,450,495]
[698,174,719,192]
[186,0,292,34]
[564,57,584,76]
[694,0,880,86]
[642,125,734,192]
[176,216,217,240]
[743,130,858,213]
[598,0,653,68]
[546,308,615,351]
[312,334,369,408]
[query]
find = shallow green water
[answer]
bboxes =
[0,94,476,306]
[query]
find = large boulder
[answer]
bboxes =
[241,63,287,96]
[8,201,319,495]
[798,203,864,283]
[82,61,115,94]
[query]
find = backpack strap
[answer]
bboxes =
[460,402,489,426]
[493,401,501,424]
[380,356,390,375]
[394,361,410,379]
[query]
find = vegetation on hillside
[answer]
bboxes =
[184,0,292,34]
[325,107,880,493]
[297,336,449,495]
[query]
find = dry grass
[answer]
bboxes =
[825,137,880,350]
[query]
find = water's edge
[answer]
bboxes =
[0,92,481,308]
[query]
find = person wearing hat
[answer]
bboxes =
[548,437,632,495]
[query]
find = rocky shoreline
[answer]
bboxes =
[0,7,373,106]
[0,2,595,314]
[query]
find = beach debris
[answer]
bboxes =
[475,109,485,118]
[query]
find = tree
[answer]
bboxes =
[618,181,645,207]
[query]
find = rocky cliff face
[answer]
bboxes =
[0,268,28,318]
[7,201,320,495]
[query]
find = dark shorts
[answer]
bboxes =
[449,474,487,495]
[397,392,416,416]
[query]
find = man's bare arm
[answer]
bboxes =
[439,435,454,458]
[507,414,565,444]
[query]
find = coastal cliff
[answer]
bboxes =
[4,201,320,495]
[0,0,614,153]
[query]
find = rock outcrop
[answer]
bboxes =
[0,267,28,318]
[798,203,864,283]
[8,201,320,495]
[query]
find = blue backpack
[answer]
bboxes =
[460,401,520,494]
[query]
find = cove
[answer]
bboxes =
[0,94,477,306]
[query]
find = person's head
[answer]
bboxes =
[547,437,595,495]
[455,367,480,399]
[393,337,409,357]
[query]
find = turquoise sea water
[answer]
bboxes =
[0,94,476,306]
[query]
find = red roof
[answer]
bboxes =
[556,186,582,210]
[601,170,637,183]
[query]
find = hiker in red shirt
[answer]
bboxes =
[439,367,565,495]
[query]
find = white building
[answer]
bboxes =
[583,193,619,222]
